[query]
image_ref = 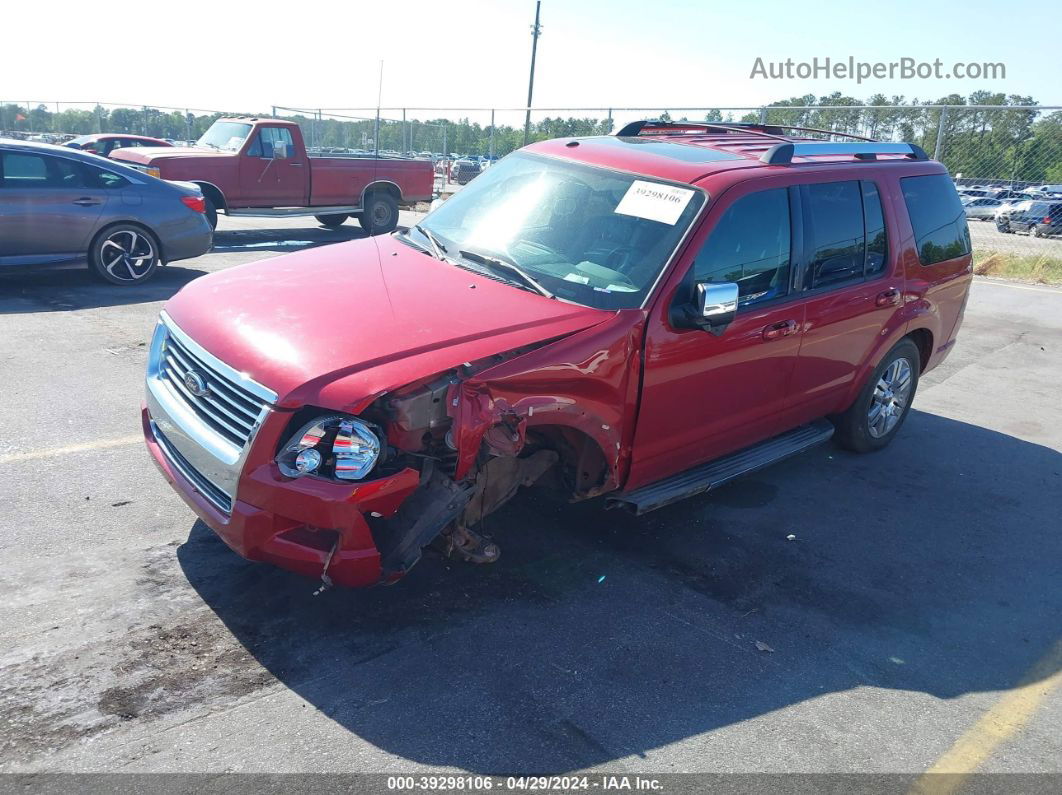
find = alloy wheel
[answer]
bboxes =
[867,357,913,438]
[100,229,156,282]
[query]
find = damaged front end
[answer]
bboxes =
[146,312,643,591]
[344,312,644,585]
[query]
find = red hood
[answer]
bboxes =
[111,147,231,165]
[163,235,610,409]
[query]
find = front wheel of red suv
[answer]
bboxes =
[832,339,920,453]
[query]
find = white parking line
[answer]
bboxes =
[976,279,1062,295]
[0,434,143,465]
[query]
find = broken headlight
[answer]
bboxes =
[276,414,381,481]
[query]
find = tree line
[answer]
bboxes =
[2,91,1059,183]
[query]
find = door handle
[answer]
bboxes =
[875,288,900,307]
[762,320,798,341]
[289,162,304,167]
[72,197,101,207]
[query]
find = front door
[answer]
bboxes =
[0,150,107,265]
[237,126,307,206]
[627,182,805,491]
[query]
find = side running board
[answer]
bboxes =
[607,420,835,515]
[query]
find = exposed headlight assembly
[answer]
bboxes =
[276,414,381,481]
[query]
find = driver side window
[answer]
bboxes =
[693,188,791,307]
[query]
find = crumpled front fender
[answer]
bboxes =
[449,311,646,492]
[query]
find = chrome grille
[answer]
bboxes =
[160,332,267,448]
[153,423,233,514]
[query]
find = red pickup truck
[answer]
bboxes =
[142,120,972,591]
[112,118,434,234]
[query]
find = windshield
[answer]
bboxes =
[197,121,252,152]
[416,152,704,309]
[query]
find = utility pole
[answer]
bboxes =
[522,0,542,146]
[374,60,384,159]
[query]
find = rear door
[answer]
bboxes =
[0,150,108,265]
[628,182,806,488]
[786,179,903,421]
[238,126,307,206]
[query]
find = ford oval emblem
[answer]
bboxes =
[183,370,210,398]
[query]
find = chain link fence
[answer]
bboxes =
[4,100,1061,274]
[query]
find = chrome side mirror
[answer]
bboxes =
[697,281,739,324]
[671,280,739,334]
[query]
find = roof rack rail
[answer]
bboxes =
[760,141,929,164]
[615,119,789,138]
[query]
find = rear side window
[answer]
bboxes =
[802,180,890,288]
[84,165,130,189]
[693,188,791,307]
[863,182,888,278]
[901,174,971,265]
[803,181,865,288]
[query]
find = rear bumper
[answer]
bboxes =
[159,213,212,264]
[143,405,420,587]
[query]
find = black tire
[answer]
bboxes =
[204,197,218,230]
[832,339,920,454]
[1031,224,1043,238]
[315,213,348,228]
[996,221,1010,233]
[89,224,161,285]
[357,192,399,235]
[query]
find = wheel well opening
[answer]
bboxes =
[528,425,610,499]
[193,182,226,211]
[907,328,933,372]
[363,182,400,205]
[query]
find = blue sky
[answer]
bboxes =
[5,0,1054,117]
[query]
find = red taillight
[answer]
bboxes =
[181,195,206,213]
[1045,216,1053,224]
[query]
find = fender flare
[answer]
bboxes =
[360,180,402,208]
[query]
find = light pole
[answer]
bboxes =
[522,1,542,146]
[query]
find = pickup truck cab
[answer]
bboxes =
[112,118,434,233]
[142,120,972,590]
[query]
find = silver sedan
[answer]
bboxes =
[962,197,1003,221]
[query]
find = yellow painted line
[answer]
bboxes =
[910,638,1062,795]
[0,434,143,465]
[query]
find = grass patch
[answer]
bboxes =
[973,250,1062,284]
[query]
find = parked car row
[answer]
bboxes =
[995,198,1062,237]
[1,118,437,285]
[0,139,213,283]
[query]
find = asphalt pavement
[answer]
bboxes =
[0,214,1059,777]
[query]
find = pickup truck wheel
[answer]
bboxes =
[315,214,348,228]
[204,197,218,230]
[89,225,160,285]
[358,192,399,235]
[832,339,920,453]
[1031,224,1044,238]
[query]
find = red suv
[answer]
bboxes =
[142,120,972,589]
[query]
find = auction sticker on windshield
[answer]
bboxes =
[614,180,695,225]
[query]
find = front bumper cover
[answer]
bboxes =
[143,405,420,587]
